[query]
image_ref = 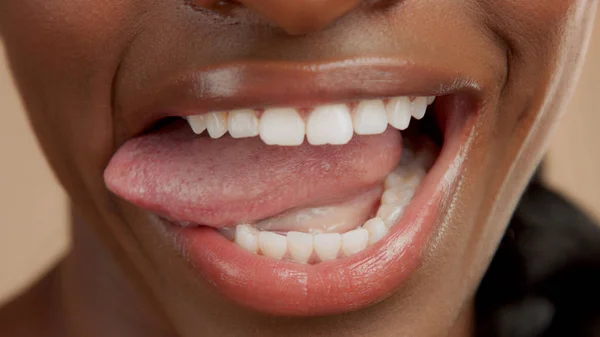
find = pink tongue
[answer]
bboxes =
[104,121,402,227]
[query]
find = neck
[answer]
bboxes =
[449,303,476,337]
[57,207,176,337]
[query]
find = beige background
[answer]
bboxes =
[1,18,600,304]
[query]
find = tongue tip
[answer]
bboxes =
[104,124,403,228]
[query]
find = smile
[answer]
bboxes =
[104,57,482,316]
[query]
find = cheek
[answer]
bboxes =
[480,0,585,49]
[508,0,577,21]
[481,0,590,128]
[0,0,139,209]
[0,1,136,57]
[472,0,593,224]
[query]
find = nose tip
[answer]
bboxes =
[243,0,362,34]
[203,0,363,35]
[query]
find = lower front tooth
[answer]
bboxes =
[235,224,259,253]
[258,231,287,260]
[313,233,341,262]
[287,232,313,263]
[206,111,229,139]
[341,228,369,257]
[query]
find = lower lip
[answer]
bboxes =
[169,137,464,316]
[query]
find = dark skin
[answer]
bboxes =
[0,1,597,336]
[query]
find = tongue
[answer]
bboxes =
[104,120,403,228]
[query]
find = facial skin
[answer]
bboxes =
[0,1,597,337]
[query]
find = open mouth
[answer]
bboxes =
[104,58,481,316]
[170,96,438,263]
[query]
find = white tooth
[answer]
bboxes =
[186,115,207,134]
[384,171,405,189]
[206,111,229,139]
[235,224,259,253]
[363,217,388,245]
[286,232,313,263]
[258,231,287,260]
[341,228,369,257]
[386,97,411,130]
[353,100,388,135]
[410,97,428,120]
[384,166,426,189]
[403,172,424,189]
[377,204,406,228]
[259,108,305,146]
[313,233,341,262]
[307,104,353,145]
[427,96,436,105]
[228,109,259,138]
[381,186,415,205]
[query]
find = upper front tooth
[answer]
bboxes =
[192,96,432,145]
[186,115,207,135]
[206,111,229,139]
[410,97,428,120]
[228,109,259,138]
[307,104,354,145]
[259,108,305,146]
[353,100,388,135]
[386,97,411,130]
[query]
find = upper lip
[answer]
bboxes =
[114,56,484,142]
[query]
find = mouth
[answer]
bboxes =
[104,57,481,316]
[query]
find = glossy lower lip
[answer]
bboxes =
[163,110,473,316]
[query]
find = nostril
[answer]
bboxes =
[185,0,243,11]
[211,0,243,9]
[186,0,362,36]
